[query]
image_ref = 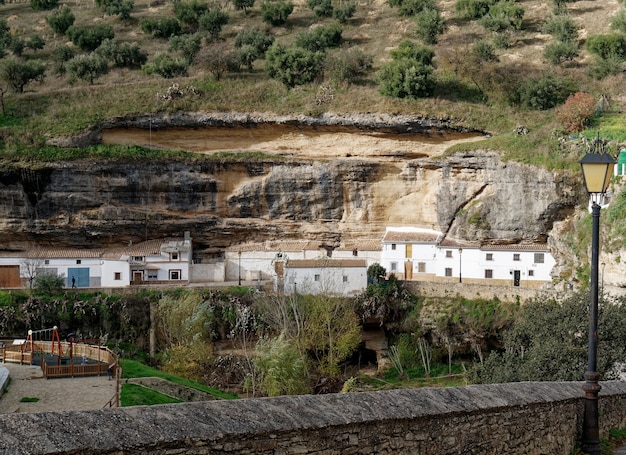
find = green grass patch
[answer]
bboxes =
[19,397,40,402]
[586,114,626,143]
[120,383,182,407]
[359,364,466,390]
[121,359,238,400]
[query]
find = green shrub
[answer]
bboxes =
[585,33,626,61]
[472,39,497,62]
[261,0,293,26]
[96,0,134,19]
[140,17,182,38]
[8,37,25,57]
[67,53,109,84]
[233,0,255,14]
[515,73,575,110]
[543,40,578,65]
[492,31,511,49]
[30,0,58,11]
[253,334,309,397]
[265,43,323,87]
[198,8,229,39]
[541,15,579,42]
[96,39,147,68]
[66,24,114,51]
[377,59,434,98]
[610,9,626,34]
[295,23,342,52]
[142,53,189,78]
[333,2,356,23]
[486,1,524,30]
[46,5,75,35]
[307,0,333,17]
[415,7,444,44]
[389,0,436,17]
[390,40,434,65]
[234,28,274,69]
[174,0,209,29]
[34,273,65,294]
[587,55,623,80]
[51,44,75,75]
[455,0,493,19]
[26,34,45,51]
[169,33,201,64]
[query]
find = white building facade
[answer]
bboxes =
[283,259,368,296]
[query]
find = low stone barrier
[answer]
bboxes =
[1,381,626,454]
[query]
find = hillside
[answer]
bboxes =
[0,0,624,162]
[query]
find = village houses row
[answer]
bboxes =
[0,227,556,295]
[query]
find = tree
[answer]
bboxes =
[169,33,202,64]
[307,0,332,18]
[261,0,294,26]
[295,23,342,52]
[541,14,579,42]
[143,53,189,78]
[324,46,372,82]
[556,92,597,133]
[174,0,209,29]
[366,263,386,284]
[20,258,43,289]
[26,34,46,52]
[233,0,255,15]
[30,0,58,11]
[378,58,434,98]
[543,40,578,65]
[34,273,65,294]
[67,24,114,51]
[46,5,75,35]
[196,41,239,80]
[333,2,356,23]
[0,59,46,93]
[198,8,229,40]
[66,53,109,84]
[415,7,445,44]
[96,39,147,68]
[51,44,75,75]
[235,28,274,70]
[253,333,309,396]
[265,43,323,87]
[140,17,182,38]
[585,33,626,61]
[390,0,436,16]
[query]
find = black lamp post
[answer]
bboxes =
[579,137,615,455]
[238,251,242,286]
[458,248,463,283]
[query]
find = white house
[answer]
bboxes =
[380,227,442,279]
[332,239,381,268]
[0,235,192,289]
[283,259,368,296]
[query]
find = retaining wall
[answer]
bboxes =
[2,381,626,454]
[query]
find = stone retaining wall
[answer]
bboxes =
[406,280,559,303]
[2,381,626,454]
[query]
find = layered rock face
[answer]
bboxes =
[0,150,580,261]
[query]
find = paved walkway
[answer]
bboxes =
[0,363,116,413]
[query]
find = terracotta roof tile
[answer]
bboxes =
[287,259,367,268]
[383,231,440,243]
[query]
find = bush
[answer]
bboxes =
[265,43,323,87]
[556,92,597,133]
[66,24,114,51]
[307,0,333,17]
[482,1,524,31]
[543,40,578,65]
[140,17,182,39]
[8,37,25,57]
[415,7,444,44]
[515,73,575,110]
[585,33,626,61]
[541,15,579,42]
[174,0,209,29]
[26,34,45,51]
[196,41,240,80]
[377,59,434,98]
[455,0,493,20]
[198,8,229,39]
[46,5,75,35]
[96,39,147,68]
[295,23,342,52]
[472,39,497,62]
[261,0,293,26]
[34,273,65,294]
[389,0,436,16]
[587,55,623,80]
[0,59,46,92]
[30,0,58,11]
[142,53,189,78]
[333,2,356,23]
[233,0,254,14]
[390,40,434,65]
[169,34,201,64]
[235,28,274,69]
[324,46,372,82]
[611,9,626,34]
[67,53,109,84]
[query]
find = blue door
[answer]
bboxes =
[68,268,90,288]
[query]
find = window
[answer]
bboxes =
[352,249,358,257]
[171,252,179,261]
[445,268,452,277]
[147,270,158,280]
[391,244,396,251]
[343,275,348,283]
[485,269,493,278]
[446,250,452,258]
[314,274,321,282]
[114,272,121,280]
[133,256,144,262]
[528,270,534,277]
[534,253,545,264]
[169,270,181,280]
[513,253,520,261]
[76,259,81,264]
[486,253,493,261]
[418,262,426,273]
[44,259,49,265]
[390,262,397,272]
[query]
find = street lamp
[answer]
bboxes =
[238,251,242,286]
[458,248,463,283]
[579,136,615,455]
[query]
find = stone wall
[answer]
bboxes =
[2,381,626,454]
[407,280,560,303]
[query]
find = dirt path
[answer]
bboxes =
[0,363,116,414]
